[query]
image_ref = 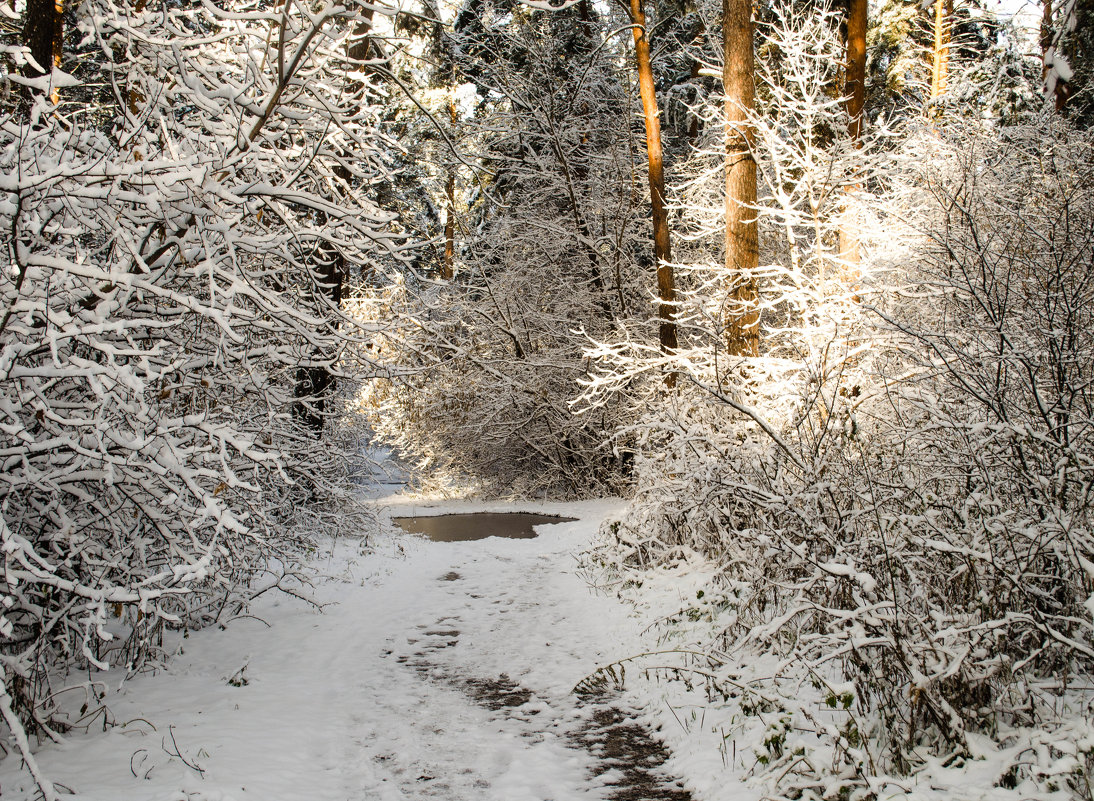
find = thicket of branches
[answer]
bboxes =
[1,0,404,791]
[576,4,1094,796]
[360,1,657,497]
[4,0,1094,794]
[355,2,1094,787]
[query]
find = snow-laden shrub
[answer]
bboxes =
[582,4,1094,794]
[358,6,648,498]
[0,0,404,792]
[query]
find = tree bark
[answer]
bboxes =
[444,97,460,280]
[347,6,376,66]
[291,9,373,439]
[293,248,345,440]
[125,0,148,155]
[929,0,952,100]
[1041,0,1073,110]
[688,60,702,142]
[839,0,867,266]
[723,0,759,357]
[629,0,678,356]
[443,170,456,280]
[845,0,867,142]
[22,0,63,104]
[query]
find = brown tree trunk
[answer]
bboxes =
[1041,0,1072,110]
[845,0,867,142]
[347,6,376,66]
[839,0,867,266]
[443,166,455,280]
[125,0,148,157]
[723,0,759,357]
[293,248,345,440]
[444,97,459,280]
[688,60,702,142]
[929,0,952,100]
[23,0,63,103]
[629,0,678,356]
[579,0,594,28]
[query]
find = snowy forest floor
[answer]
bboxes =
[0,497,758,801]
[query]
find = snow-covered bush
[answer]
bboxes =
[0,0,405,790]
[359,3,649,498]
[582,3,1094,794]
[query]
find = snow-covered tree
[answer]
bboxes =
[359,0,653,496]
[0,0,407,791]
[580,2,1094,793]
[1044,0,1094,121]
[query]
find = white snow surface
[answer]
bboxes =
[0,497,756,801]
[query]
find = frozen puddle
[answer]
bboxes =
[392,512,577,542]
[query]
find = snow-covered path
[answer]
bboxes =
[0,499,699,801]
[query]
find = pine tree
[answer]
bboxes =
[628,0,679,357]
[724,0,759,356]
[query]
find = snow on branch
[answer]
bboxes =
[0,0,407,790]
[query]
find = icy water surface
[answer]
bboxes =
[392,512,577,542]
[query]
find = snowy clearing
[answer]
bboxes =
[0,498,754,801]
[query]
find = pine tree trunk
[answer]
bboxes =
[930,0,952,100]
[723,0,759,357]
[443,169,455,280]
[688,60,702,142]
[126,0,148,154]
[347,6,376,65]
[293,247,344,440]
[629,0,678,356]
[839,0,867,267]
[845,0,867,141]
[292,11,372,439]
[1041,0,1074,110]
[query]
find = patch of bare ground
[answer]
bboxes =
[391,616,692,800]
[570,694,694,801]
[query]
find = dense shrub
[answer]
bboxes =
[0,0,403,791]
[583,29,1094,793]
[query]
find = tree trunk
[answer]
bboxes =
[629,0,678,356]
[839,0,867,266]
[929,0,952,100]
[443,167,455,280]
[22,0,63,104]
[723,0,759,357]
[688,60,702,142]
[579,0,594,30]
[292,10,373,439]
[1041,0,1073,110]
[845,0,867,142]
[347,6,376,66]
[125,0,148,156]
[443,96,460,280]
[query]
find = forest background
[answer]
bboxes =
[3,0,1094,795]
